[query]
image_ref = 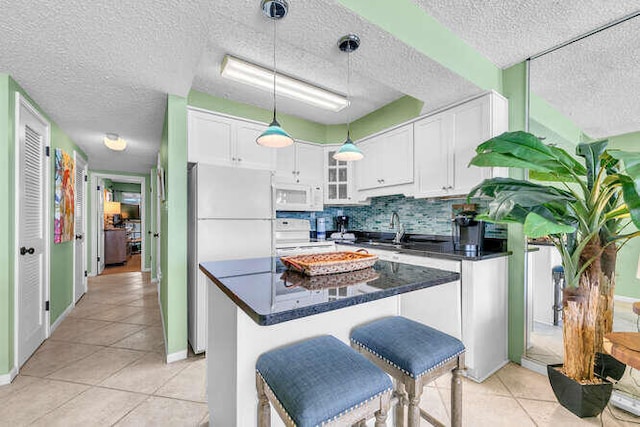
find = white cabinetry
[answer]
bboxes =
[355,124,414,195]
[275,141,324,184]
[324,145,354,204]
[336,243,508,382]
[187,109,276,170]
[414,92,508,198]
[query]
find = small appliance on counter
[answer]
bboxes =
[452,209,485,255]
[330,215,356,242]
[275,218,335,256]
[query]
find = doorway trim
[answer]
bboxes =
[73,152,88,302]
[13,92,51,376]
[89,172,147,276]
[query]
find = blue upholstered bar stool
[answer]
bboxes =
[351,317,465,427]
[256,335,393,427]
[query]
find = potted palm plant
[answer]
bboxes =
[468,131,640,418]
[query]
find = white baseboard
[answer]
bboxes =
[50,302,74,335]
[158,289,187,364]
[142,267,151,272]
[88,272,97,278]
[614,295,640,303]
[520,356,548,376]
[166,349,188,364]
[0,366,18,386]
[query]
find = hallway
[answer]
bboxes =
[0,272,207,426]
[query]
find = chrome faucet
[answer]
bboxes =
[390,211,405,244]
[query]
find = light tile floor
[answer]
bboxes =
[0,272,208,427]
[1,271,640,426]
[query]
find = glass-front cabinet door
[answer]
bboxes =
[324,146,352,204]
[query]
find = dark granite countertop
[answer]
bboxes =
[333,239,511,261]
[200,257,460,326]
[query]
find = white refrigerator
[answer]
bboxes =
[188,163,274,354]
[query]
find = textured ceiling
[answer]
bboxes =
[4,1,639,174]
[415,0,640,138]
[192,0,482,125]
[530,17,640,138]
[413,0,640,68]
[0,1,214,173]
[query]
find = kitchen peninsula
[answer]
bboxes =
[200,257,460,427]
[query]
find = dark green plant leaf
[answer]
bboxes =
[576,140,608,189]
[618,175,640,229]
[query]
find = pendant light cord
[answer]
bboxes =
[272,17,277,122]
[346,49,351,139]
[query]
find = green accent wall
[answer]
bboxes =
[0,74,87,376]
[338,0,502,92]
[188,90,327,143]
[160,95,188,356]
[347,96,424,142]
[608,131,640,299]
[500,63,528,364]
[529,94,585,145]
[0,74,12,376]
[189,90,424,145]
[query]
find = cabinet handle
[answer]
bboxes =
[292,171,296,175]
[238,158,242,162]
[231,157,236,161]
[442,186,447,190]
[448,185,453,189]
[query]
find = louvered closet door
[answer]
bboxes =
[74,154,87,302]
[18,98,49,367]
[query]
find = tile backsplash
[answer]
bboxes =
[277,194,504,237]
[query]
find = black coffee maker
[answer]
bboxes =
[452,211,485,254]
[335,215,349,234]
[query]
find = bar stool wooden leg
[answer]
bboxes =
[394,381,407,427]
[406,378,423,427]
[451,357,464,427]
[375,405,388,427]
[256,373,270,427]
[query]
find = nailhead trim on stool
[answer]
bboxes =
[350,316,465,427]
[256,335,392,427]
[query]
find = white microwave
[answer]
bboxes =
[273,183,324,212]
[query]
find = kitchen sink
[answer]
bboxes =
[368,241,404,249]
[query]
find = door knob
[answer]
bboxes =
[75,234,82,240]
[20,247,35,255]
[153,233,159,237]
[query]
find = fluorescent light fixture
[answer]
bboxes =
[221,55,348,112]
[104,133,127,151]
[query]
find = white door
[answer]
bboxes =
[74,153,88,302]
[155,166,162,283]
[97,179,105,274]
[17,94,49,367]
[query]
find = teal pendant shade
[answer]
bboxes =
[256,118,294,148]
[333,135,363,161]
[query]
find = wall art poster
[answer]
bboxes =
[54,148,75,243]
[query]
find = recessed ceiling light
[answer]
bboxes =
[221,55,349,112]
[104,133,127,151]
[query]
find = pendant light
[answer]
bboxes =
[333,34,363,161]
[256,0,294,148]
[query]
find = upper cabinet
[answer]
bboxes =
[324,145,354,204]
[275,141,324,184]
[414,92,508,198]
[354,124,414,195]
[187,109,276,170]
